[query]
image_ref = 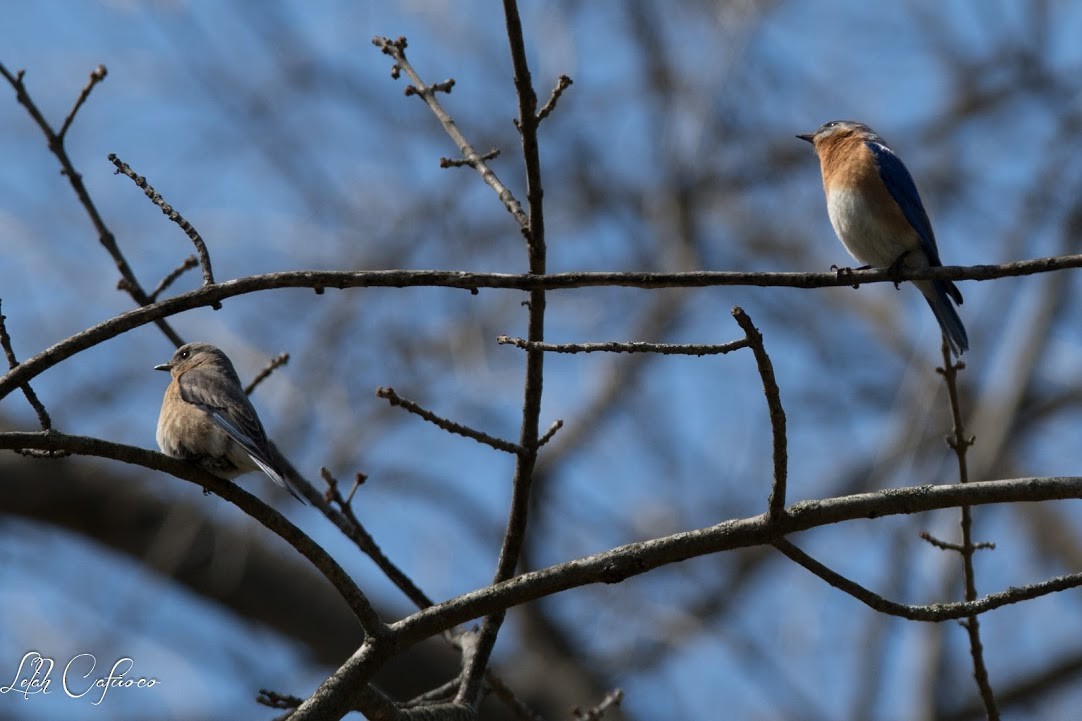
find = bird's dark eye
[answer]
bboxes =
[824,121,838,128]
[179,349,190,359]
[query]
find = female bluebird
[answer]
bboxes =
[798,120,968,357]
[155,342,306,503]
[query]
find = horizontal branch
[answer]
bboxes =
[497,336,749,355]
[1,255,1075,402]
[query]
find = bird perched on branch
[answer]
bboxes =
[155,342,306,503]
[798,120,968,357]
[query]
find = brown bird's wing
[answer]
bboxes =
[177,366,306,503]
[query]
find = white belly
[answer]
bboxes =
[826,189,926,269]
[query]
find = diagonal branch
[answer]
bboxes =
[372,35,529,229]
[0,300,54,435]
[774,537,1082,621]
[0,431,384,636]
[537,75,573,122]
[58,65,107,140]
[282,469,1082,718]
[376,386,526,455]
[0,63,183,346]
[245,352,290,395]
[108,153,219,295]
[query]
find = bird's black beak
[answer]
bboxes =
[154,362,172,372]
[796,133,815,144]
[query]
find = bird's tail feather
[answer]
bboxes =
[248,454,308,504]
[918,280,968,358]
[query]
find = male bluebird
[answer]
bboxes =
[798,120,968,357]
[155,342,306,503]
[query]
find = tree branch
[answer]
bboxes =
[0,258,1070,410]
[0,62,184,346]
[0,431,385,636]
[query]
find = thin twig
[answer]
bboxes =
[373,35,529,228]
[406,78,456,95]
[441,148,500,168]
[244,353,290,396]
[732,307,787,518]
[318,467,546,721]
[537,419,563,447]
[376,387,525,455]
[920,531,995,553]
[321,467,435,610]
[148,256,199,301]
[58,65,107,140]
[257,689,302,710]
[938,339,999,719]
[773,537,1082,621]
[571,688,623,721]
[0,62,183,346]
[108,153,218,300]
[498,335,750,355]
[0,301,56,441]
[537,74,573,122]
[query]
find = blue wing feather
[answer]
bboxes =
[866,140,963,306]
[864,141,942,267]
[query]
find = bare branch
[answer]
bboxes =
[319,465,434,611]
[147,255,199,301]
[939,341,1000,718]
[457,0,550,703]
[571,688,623,721]
[1,259,1080,403]
[0,431,385,635]
[498,335,750,355]
[288,470,1082,718]
[108,153,219,305]
[7,428,1082,719]
[920,531,996,553]
[244,352,290,396]
[376,387,525,455]
[58,65,107,139]
[372,35,529,229]
[537,74,573,122]
[537,419,563,447]
[441,148,500,168]
[0,62,183,346]
[0,300,55,437]
[773,538,1082,621]
[8,426,1082,630]
[732,307,787,518]
[256,688,301,710]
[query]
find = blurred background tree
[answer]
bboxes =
[2,1,1082,719]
